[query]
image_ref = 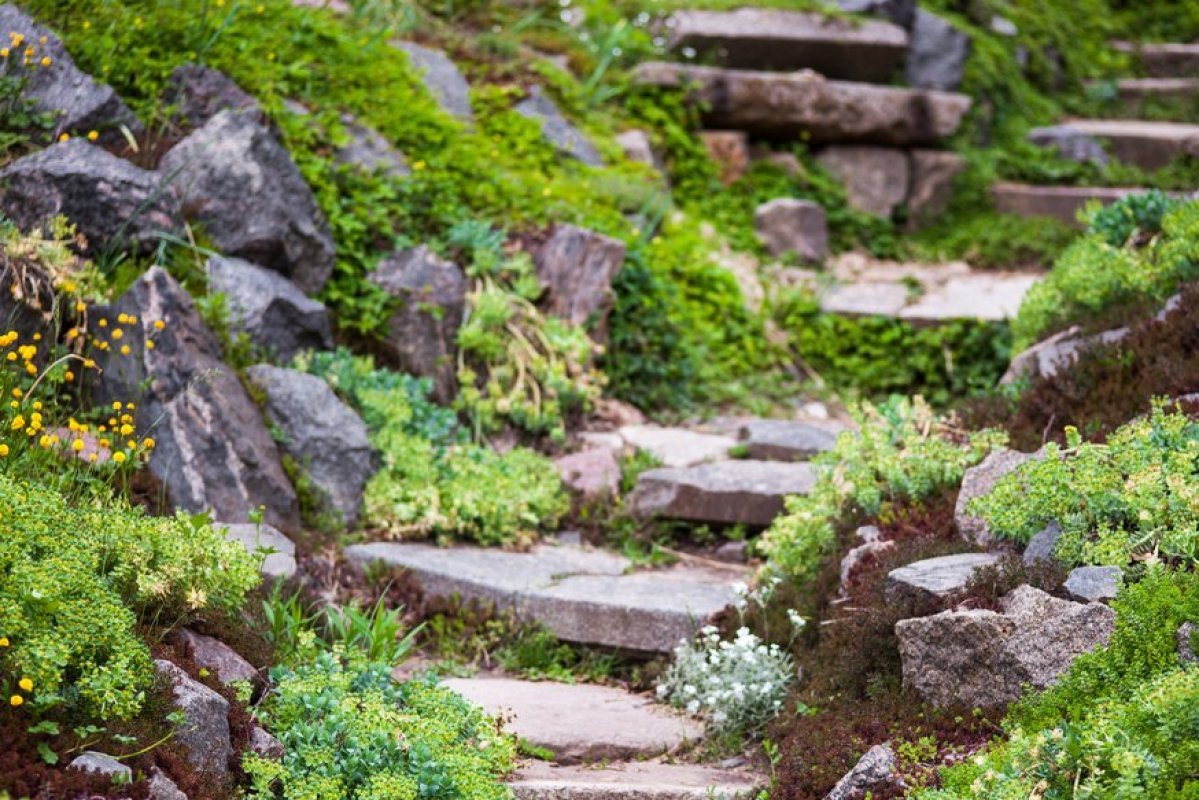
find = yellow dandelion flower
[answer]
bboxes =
[111,328,123,340]
[120,424,133,436]
[64,371,74,382]
[10,416,23,430]
[146,340,155,350]
[0,636,8,646]
[39,55,50,67]
[153,320,165,330]
[58,133,69,142]
[9,695,22,707]
[98,319,107,328]
[17,678,31,692]
[0,444,9,457]
[25,362,36,376]
[113,451,126,464]
[142,437,155,450]
[120,345,130,355]
[87,130,99,142]
[71,438,84,453]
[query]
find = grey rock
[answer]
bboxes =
[245,365,376,528]
[700,130,750,184]
[630,460,816,528]
[1023,521,1063,567]
[905,10,971,91]
[816,146,910,217]
[250,725,285,759]
[370,246,467,401]
[0,5,141,142]
[68,751,132,782]
[955,448,1043,546]
[1178,622,1198,665]
[884,552,1000,605]
[94,267,300,533]
[714,540,749,564]
[160,109,335,294]
[0,139,181,255]
[840,540,895,596]
[737,419,840,461]
[825,743,897,800]
[206,255,333,362]
[155,659,232,778]
[754,199,828,262]
[222,522,297,581]
[1113,41,1199,79]
[857,525,882,544]
[164,64,262,128]
[336,115,409,177]
[835,0,916,29]
[619,425,734,467]
[394,41,474,121]
[1064,565,1123,603]
[166,629,258,687]
[554,447,621,499]
[896,585,1115,707]
[511,761,763,800]
[906,150,966,230]
[991,182,1144,227]
[148,768,188,800]
[516,87,602,165]
[1028,125,1109,167]
[616,129,657,167]
[1042,119,1199,172]
[1002,325,1129,384]
[534,224,626,337]
[990,15,1018,37]
[0,260,57,348]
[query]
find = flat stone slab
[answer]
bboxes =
[737,419,842,461]
[666,8,907,82]
[1064,565,1123,603]
[632,63,970,146]
[619,425,734,468]
[991,182,1146,226]
[1114,41,1199,78]
[1103,77,1199,103]
[345,542,745,653]
[512,761,762,800]
[445,678,702,762]
[630,460,816,528]
[220,523,297,581]
[885,552,1000,605]
[1039,119,1199,171]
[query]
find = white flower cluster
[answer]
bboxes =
[656,626,794,736]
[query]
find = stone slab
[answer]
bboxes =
[619,425,734,468]
[1046,119,1199,171]
[1114,41,1199,78]
[737,419,841,461]
[885,552,1000,605]
[630,460,816,528]
[1064,565,1123,603]
[1106,77,1199,103]
[512,761,762,800]
[991,182,1145,226]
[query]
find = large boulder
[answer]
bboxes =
[954,447,1043,547]
[905,10,971,91]
[94,267,300,532]
[0,139,182,254]
[516,87,602,166]
[369,246,467,402]
[155,659,232,779]
[159,109,335,294]
[895,585,1115,707]
[0,5,141,142]
[1001,325,1129,384]
[206,255,333,362]
[163,63,263,128]
[245,365,376,529]
[533,225,626,338]
[816,146,910,217]
[394,41,474,121]
[754,199,828,262]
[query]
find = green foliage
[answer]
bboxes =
[0,47,57,160]
[263,587,420,667]
[1086,189,1183,246]
[971,405,1199,568]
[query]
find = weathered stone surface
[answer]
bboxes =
[534,225,626,337]
[250,726,285,760]
[631,460,816,528]
[0,261,58,348]
[1064,566,1123,603]
[336,114,409,177]
[619,425,734,468]
[164,64,262,128]
[555,447,621,499]
[445,677,702,762]
[222,522,297,581]
[885,553,1000,605]
[616,129,656,166]
[512,760,762,800]
[714,540,749,564]
[1114,41,1199,79]
[666,8,908,82]
[516,87,602,165]
[1178,622,1198,665]
[166,629,258,687]
[825,743,898,800]
[156,659,232,777]
[1023,521,1063,567]
[754,199,828,262]
[906,150,966,229]
[905,9,970,91]
[160,110,335,293]
[0,5,141,141]
[345,541,745,652]
[370,246,467,401]
[817,146,910,217]
[737,419,839,461]
[1028,125,1109,167]
[896,585,1115,707]
[0,140,182,254]
[699,130,751,185]
[1107,77,1199,105]
[246,365,376,529]
[991,182,1143,226]
[68,751,132,782]
[633,63,971,146]
[835,0,916,28]
[1001,325,1128,384]
[1038,119,1199,171]
[857,525,882,544]
[955,448,1041,546]
[840,540,895,596]
[394,41,474,120]
[95,267,300,532]
[206,255,333,362]
[148,768,188,800]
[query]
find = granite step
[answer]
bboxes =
[1031,119,1199,171]
[512,761,762,800]
[991,182,1147,226]
[737,419,844,462]
[1096,77,1199,106]
[345,541,746,653]
[631,62,970,146]
[1114,41,1199,78]
[665,8,907,82]
[630,459,816,527]
[618,425,735,468]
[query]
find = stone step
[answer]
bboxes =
[630,460,815,527]
[991,182,1147,226]
[1098,77,1199,105]
[618,425,734,468]
[512,761,762,800]
[445,677,702,762]
[1031,119,1199,171]
[345,542,745,653]
[1114,41,1199,78]
[737,419,844,462]
[631,62,971,146]
[665,8,907,82]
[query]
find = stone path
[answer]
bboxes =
[630,460,816,527]
[617,425,734,467]
[1113,41,1199,78]
[512,761,761,800]
[1031,119,1199,171]
[991,182,1145,225]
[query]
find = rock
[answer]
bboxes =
[955,448,1042,546]
[834,0,917,29]
[0,261,58,348]
[825,743,898,800]
[160,109,335,294]
[1035,119,1199,172]
[666,8,908,82]
[94,267,300,533]
[245,365,376,529]
[1178,622,1198,665]
[991,183,1144,226]
[714,540,749,564]
[906,150,966,229]
[884,553,1000,605]
[1064,566,1123,603]
[336,114,409,177]
[822,266,1039,323]
[737,419,839,461]
[1022,521,1063,567]
[512,761,762,800]
[554,447,621,500]
[634,64,972,146]
[816,146,910,218]
[905,10,970,91]
[699,130,751,185]
[68,751,132,782]
[990,15,1019,37]
[165,629,258,687]
[155,659,232,778]
[148,768,188,800]
[533,225,626,337]
[445,677,703,762]
[630,460,816,528]
[0,5,141,142]
[857,525,882,544]
[394,41,474,121]
[516,87,601,165]
[1107,77,1199,108]
[895,585,1115,707]
[577,430,625,454]
[840,540,896,595]
[1113,41,1199,79]
[616,129,657,167]
[206,255,333,362]
[370,246,467,401]
[754,199,828,262]
[1028,125,1109,167]
[222,522,297,581]
[618,425,734,468]
[1001,325,1129,384]
[0,139,182,254]
[164,64,262,128]
[250,726,284,759]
